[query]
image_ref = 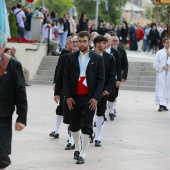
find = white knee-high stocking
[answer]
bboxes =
[71,131,81,151]
[55,115,63,134]
[108,101,116,114]
[95,116,104,141]
[80,134,90,158]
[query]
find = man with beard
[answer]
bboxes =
[63,31,105,164]
[92,35,116,147]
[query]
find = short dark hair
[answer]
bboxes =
[78,31,91,41]
[17,3,22,8]
[162,37,169,44]
[4,48,11,53]
[93,35,108,45]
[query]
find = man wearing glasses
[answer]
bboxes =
[63,31,105,164]
[153,37,170,112]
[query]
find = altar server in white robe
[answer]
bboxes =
[153,37,170,112]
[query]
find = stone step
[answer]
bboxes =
[43,56,59,61]
[120,85,155,92]
[124,80,155,86]
[129,62,153,67]
[128,70,156,76]
[34,75,54,81]
[41,61,58,66]
[128,66,155,72]
[37,70,55,76]
[29,80,53,85]
[127,75,156,81]
[39,65,56,70]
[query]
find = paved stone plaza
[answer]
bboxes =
[10,84,170,170]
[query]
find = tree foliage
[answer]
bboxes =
[35,0,74,17]
[74,0,127,25]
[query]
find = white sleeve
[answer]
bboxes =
[167,57,170,66]
[153,52,164,72]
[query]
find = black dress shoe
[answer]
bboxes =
[158,106,164,112]
[49,131,59,138]
[94,122,96,127]
[109,113,115,121]
[74,151,80,160]
[104,117,107,121]
[163,106,169,111]
[95,140,101,147]
[65,143,75,150]
[90,132,95,143]
[76,156,85,164]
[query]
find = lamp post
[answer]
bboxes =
[95,0,100,29]
[120,0,124,24]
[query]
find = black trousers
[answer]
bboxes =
[107,86,119,102]
[56,92,64,116]
[0,116,12,169]
[96,95,108,117]
[70,94,95,136]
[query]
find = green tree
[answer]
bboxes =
[35,0,74,17]
[74,0,127,26]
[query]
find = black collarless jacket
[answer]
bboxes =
[110,48,122,82]
[117,46,128,80]
[63,50,105,101]
[54,52,71,95]
[101,51,116,93]
[0,56,27,125]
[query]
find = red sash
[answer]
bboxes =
[76,76,88,95]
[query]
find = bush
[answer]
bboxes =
[8,12,17,38]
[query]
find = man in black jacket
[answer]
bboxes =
[111,36,129,116]
[52,35,79,150]
[63,31,105,164]
[92,35,116,147]
[104,33,122,121]
[49,36,72,139]
[0,43,27,170]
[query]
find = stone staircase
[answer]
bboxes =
[121,62,156,91]
[29,55,59,85]
[30,55,156,91]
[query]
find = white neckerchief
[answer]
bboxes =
[106,47,111,54]
[79,51,90,77]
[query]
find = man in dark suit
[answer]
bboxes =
[104,33,122,121]
[92,35,116,147]
[52,35,79,150]
[0,43,27,170]
[63,31,105,164]
[111,36,129,116]
[49,36,72,139]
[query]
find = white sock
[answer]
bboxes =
[68,131,74,145]
[95,116,104,141]
[72,131,81,151]
[55,115,63,134]
[80,134,90,158]
[108,101,116,114]
[93,109,97,123]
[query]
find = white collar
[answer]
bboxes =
[80,51,89,56]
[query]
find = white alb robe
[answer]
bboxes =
[153,48,170,106]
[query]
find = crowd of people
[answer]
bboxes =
[1,2,170,169]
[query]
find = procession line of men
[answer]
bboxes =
[50,31,128,164]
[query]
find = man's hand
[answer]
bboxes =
[102,90,109,96]
[116,81,121,88]
[15,122,25,131]
[89,98,98,110]
[163,65,169,71]
[54,95,60,104]
[66,98,75,110]
[121,79,126,82]
[53,83,55,91]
